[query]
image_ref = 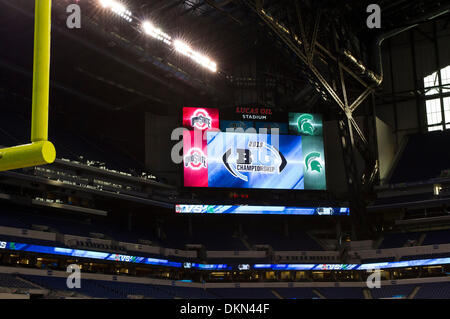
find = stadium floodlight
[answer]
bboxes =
[99,0,133,22]
[142,21,172,45]
[98,2,218,72]
[173,40,217,72]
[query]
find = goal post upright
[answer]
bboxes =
[0,0,55,172]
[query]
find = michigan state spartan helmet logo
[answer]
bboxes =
[297,114,316,135]
[305,152,322,173]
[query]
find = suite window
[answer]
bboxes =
[424,65,450,131]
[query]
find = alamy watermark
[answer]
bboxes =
[366,4,381,29]
[366,269,381,289]
[66,4,81,29]
[66,264,81,289]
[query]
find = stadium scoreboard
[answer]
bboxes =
[182,106,326,190]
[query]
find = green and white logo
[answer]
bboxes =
[297,114,316,135]
[305,152,322,173]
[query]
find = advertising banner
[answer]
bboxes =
[175,205,350,216]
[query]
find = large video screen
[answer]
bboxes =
[4,240,450,271]
[175,204,350,216]
[6,239,450,271]
[182,107,326,190]
[207,132,303,189]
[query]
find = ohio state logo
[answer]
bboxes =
[190,109,212,130]
[184,148,207,170]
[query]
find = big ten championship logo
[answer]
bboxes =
[66,4,81,29]
[305,152,323,173]
[297,114,317,135]
[222,140,287,182]
[66,264,81,289]
[184,148,207,170]
[191,109,212,130]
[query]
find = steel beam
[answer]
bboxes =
[242,0,379,239]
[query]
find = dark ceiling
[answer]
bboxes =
[1,0,449,111]
[0,0,449,163]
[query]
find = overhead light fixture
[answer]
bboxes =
[100,0,132,22]
[142,21,172,45]
[174,40,217,73]
[98,1,218,73]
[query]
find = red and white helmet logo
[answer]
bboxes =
[190,109,212,130]
[184,148,207,170]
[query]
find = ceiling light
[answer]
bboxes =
[174,40,217,72]
[142,21,172,45]
[99,0,132,22]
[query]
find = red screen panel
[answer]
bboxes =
[183,107,219,131]
[183,130,208,187]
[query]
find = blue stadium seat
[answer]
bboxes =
[208,288,276,299]
[414,282,450,299]
[0,273,37,289]
[4,273,450,299]
[18,275,212,299]
[274,288,318,299]
[21,275,126,298]
[316,287,364,299]
[370,284,416,299]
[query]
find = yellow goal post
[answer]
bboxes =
[0,0,56,172]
